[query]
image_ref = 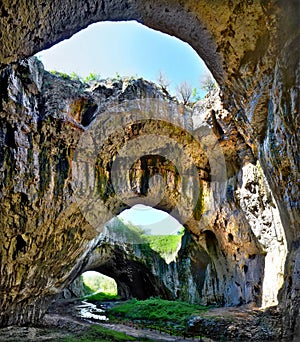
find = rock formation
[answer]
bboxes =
[0,0,299,340]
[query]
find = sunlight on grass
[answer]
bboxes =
[106,217,185,263]
[108,298,210,330]
[82,271,117,296]
[143,232,183,263]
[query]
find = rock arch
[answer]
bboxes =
[85,243,174,300]
[0,0,299,338]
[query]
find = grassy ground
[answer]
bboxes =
[82,272,117,296]
[107,298,209,332]
[60,324,151,342]
[83,292,120,302]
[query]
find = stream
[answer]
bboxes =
[43,298,216,341]
[69,299,208,342]
[73,300,112,322]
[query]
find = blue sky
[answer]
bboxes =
[118,204,182,235]
[37,20,213,97]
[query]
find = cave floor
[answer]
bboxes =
[0,299,282,341]
[0,299,214,341]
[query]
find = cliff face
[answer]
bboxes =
[0,0,299,339]
[65,88,287,311]
[0,58,290,334]
[0,59,94,326]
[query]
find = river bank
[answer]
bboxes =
[0,299,214,341]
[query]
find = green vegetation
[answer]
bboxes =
[106,218,146,244]
[81,272,119,301]
[143,234,182,259]
[69,72,81,81]
[47,67,217,106]
[82,272,117,295]
[83,72,102,83]
[50,70,73,80]
[49,70,82,81]
[108,298,209,331]
[200,75,217,92]
[61,324,151,342]
[49,70,101,83]
[107,217,184,260]
[81,220,184,303]
[191,87,202,102]
[83,292,120,302]
[111,72,138,82]
[113,72,122,81]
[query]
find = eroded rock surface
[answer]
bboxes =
[0,0,299,340]
[0,58,291,340]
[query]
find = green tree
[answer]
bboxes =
[191,87,201,102]
[70,72,81,81]
[200,75,217,92]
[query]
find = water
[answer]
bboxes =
[75,300,109,321]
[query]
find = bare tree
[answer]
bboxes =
[157,71,170,91]
[200,75,217,93]
[176,81,193,105]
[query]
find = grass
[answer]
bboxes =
[143,234,182,259]
[82,272,117,295]
[108,298,209,331]
[107,217,184,260]
[60,324,151,341]
[83,292,120,302]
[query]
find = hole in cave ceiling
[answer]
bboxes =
[118,204,183,236]
[36,20,215,99]
[103,205,185,263]
[79,206,185,300]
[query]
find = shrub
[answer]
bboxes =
[83,72,101,83]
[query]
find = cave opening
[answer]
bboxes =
[31,19,218,309]
[35,20,283,310]
[0,0,298,338]
[81,271,118,298]
[36,20,216,100]
[118,204,184,236]
[78,205,186,300]
[36,20,216,303]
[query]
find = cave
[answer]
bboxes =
[88,251,173,300]
[81,271,117,295]
[0,1,299,340]
[67,205,210,303]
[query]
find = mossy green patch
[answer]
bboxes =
[108,298,209,330]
